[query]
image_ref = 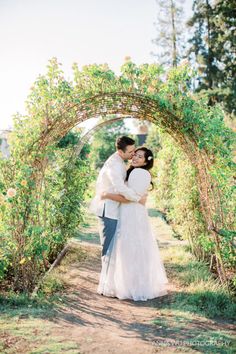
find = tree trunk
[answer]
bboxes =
[171,0,177,67]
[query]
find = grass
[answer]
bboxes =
[152,310,234,354]
[0,291,68,354]
[29,341,81,354]
[0,316,81,353]
[0,291,57,318]
[40,241,88,293]
[152,244,236,353]
[0,243,87,354]
[74,212,100,244]
[161,245,236,319]
[0,242,87,319]
[1,207,235,353]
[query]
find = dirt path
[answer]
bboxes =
[40,203,185,354]
[47,205,234,354]
[52,242,168,354]
[1,202,235,353]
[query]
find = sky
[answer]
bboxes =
[0,0,192,130]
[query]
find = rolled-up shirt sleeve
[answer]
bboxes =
[107,164,141,202]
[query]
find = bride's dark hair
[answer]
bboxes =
[126,147,154,188]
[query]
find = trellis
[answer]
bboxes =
[27,92,226,282]
[6,60,235,290]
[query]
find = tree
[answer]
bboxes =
[212,0,236,116]
[187,0,236,116]
[57,129,90,160]
[188,0,220,92]
[152,0,186,67]
[89,117,131,169]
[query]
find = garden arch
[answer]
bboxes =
[30,92,226,280]
[8,61,235,288]
[35,91,221,224]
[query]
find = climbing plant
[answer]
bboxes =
[0,57,235,291]
[153,132,219,264]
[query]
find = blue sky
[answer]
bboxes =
[0,0,192,130]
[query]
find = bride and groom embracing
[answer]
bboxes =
[90,136,168,301]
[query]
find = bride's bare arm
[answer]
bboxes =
[101,192,130,203]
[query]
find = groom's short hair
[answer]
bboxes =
[116,136,135,152]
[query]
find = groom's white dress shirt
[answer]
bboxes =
[89,152,141,219]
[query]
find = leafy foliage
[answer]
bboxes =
[154,133,213,260]
[0,61,93,291]
[89,117,130,169]
[154,129,235,274]
[0,57,235,291]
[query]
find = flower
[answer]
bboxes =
[19,258,26,265]
[7,188,17,198]
[147,156,153,161]
[20,180,27,187]
[148,85,155,94]
[180,59,189,66]
[124,56,131,62]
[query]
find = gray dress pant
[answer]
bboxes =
[98,207,118,256]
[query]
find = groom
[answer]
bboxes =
[90,136,144,257]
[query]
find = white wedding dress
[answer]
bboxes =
[97,168,169,301]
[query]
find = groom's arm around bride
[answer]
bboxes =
[89,136,143,256]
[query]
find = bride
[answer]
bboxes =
[97,147,168,301]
